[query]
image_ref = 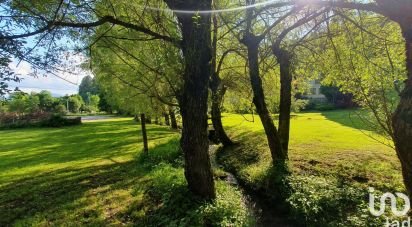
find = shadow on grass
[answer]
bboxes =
[0,120,188,226]
[320,109,376,132]
[0,120,177,172]
[0,160,141,225]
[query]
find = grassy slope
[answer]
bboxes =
[219,110,403,226]
[0,119,249,226]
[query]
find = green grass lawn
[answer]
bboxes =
[0,118,249,226]
[0,111,403,226]
[219,110,403,226]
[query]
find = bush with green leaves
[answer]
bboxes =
[287,175,386,226]
[305,101,336,111]
[41,114,81,128]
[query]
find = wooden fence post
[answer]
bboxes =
[141,113,148,155]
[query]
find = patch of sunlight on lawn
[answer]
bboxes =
[0,118,181,226]
[222,110,403,191]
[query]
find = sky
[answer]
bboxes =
[8,54,92,97]
[5,21,92,97]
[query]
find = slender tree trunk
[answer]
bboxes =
[244,36,286,161]
[209,14,233,146]
[141,113,148,155]
[169,107,178,129]
[155,116,159,125]
[164,112,170,126]
[273,47,293,153]
[146,116,152,124]
[392,23,412,197]
[168,0,215,199]
[211,85,233,146]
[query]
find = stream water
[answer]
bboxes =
[209,145,296,227]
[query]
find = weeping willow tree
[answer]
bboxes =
[299,12,405,147]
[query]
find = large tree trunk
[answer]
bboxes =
[244,36,286,162]
[211,85,233,146]
[168,0,215,200]
[392,23,412,197]
[273,47,293,153]
[169,107,178,129]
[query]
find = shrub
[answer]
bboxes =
[0,112,81,129]
[314,103,336,111]
[54,104,67,115]
[287,175,386,226]
[41,114,81,127]
[304,102,337,111]
[0,111,50,129]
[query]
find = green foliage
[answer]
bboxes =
[37,90,55,112]
[5,91,72,114]
[90,15,182,116]
[287,175,385,226]
[0,43,21,96]
[299,13,405,141]
[26,94,41,113]
[291,99,309,112]
[8,92,29,113]
[141,165,251,227]
[78,75,99,102]
[68,94,84,113]
[0,101,6,113]
[54,104,67,115]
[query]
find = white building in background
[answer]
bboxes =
[303,80,327,102]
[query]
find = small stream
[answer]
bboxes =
[209,145,295,227]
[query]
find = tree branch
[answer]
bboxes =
[1,15,181,47]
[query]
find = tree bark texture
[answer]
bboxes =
[392,22,412,197]
[167,0,216,200]
[273,47,293,153]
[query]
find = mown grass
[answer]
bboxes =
[0,118,250,226]
[219,110,403,226]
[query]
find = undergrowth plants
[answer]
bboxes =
[219,111,403,226]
